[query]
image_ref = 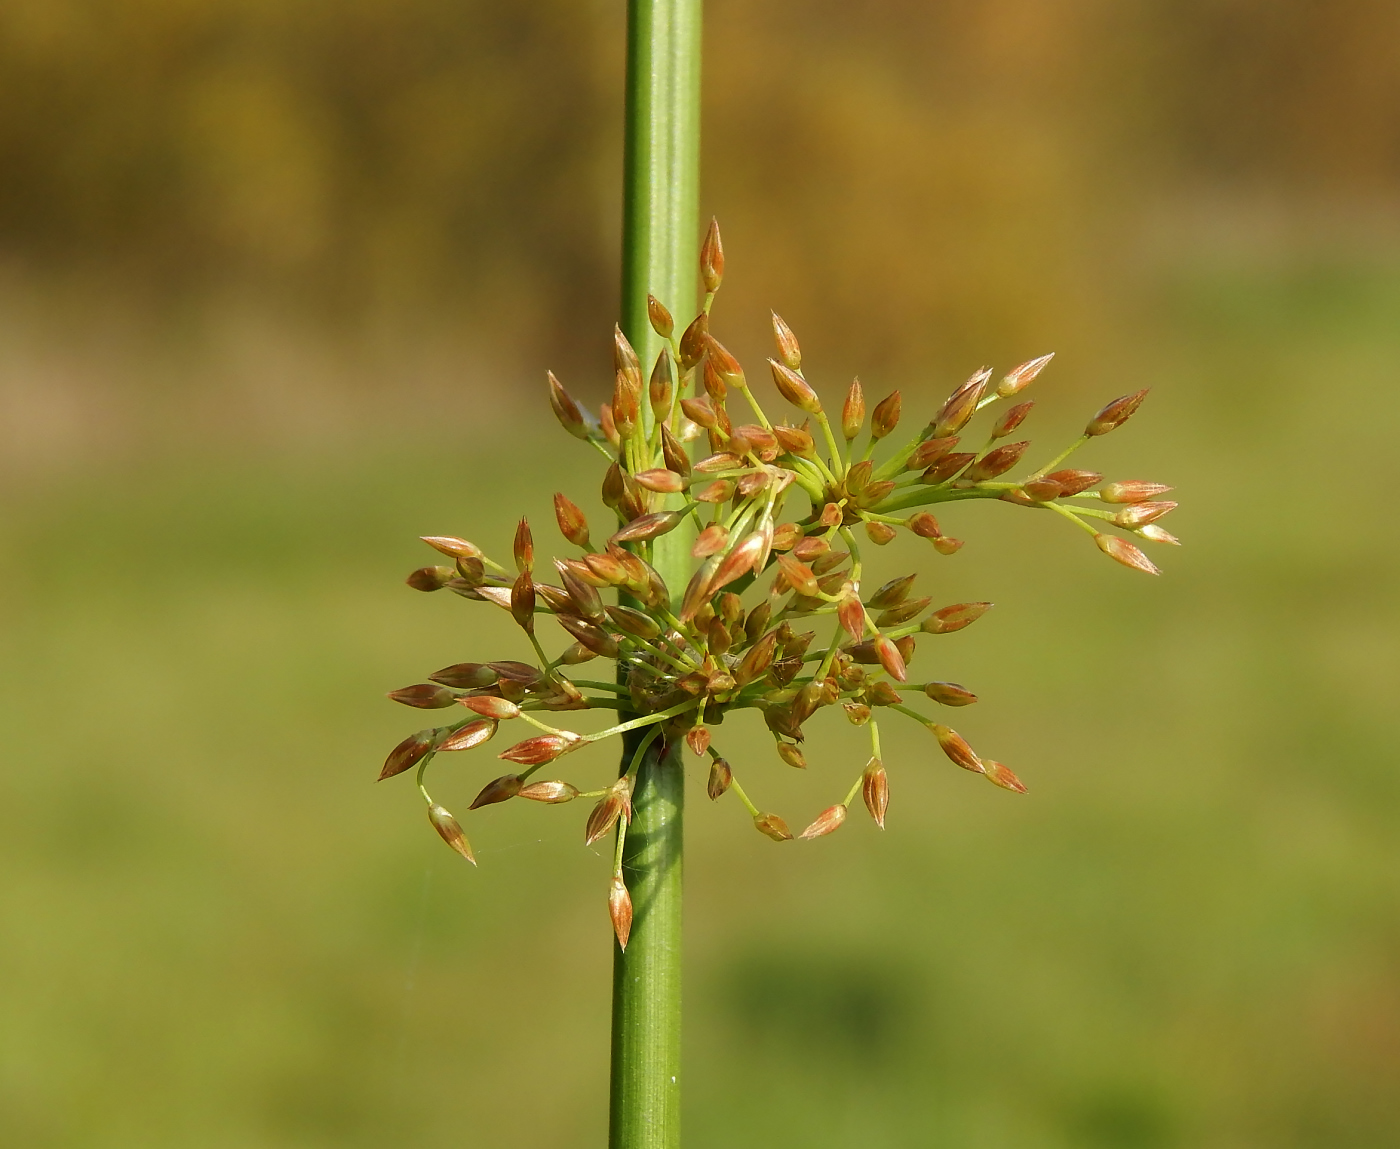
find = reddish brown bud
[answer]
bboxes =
[509,572,536,632]
[614,324,643,389]
[924,681,978,706]
[379,731,434,780]
[866,578,913,614]
[931,724,982,772]
[907,512,941,539]
[678,312,709,370]
[438,719,498,752]
[875,636,907,682]
[680,396,718,430]
[609,874,633,950]
[923,452,976,484]
[459,695,520,720]
[519,780,580,803]
[707,337,745,386]
[777,742,807,769]
[647,294,674,339]
[602,605,658,641]
[768,359,822,415]
[997,352,1054,397]
[687,523,726,559]
[679,558,718,623]
[963,440,1030,483]
[861,521,895,546]
[876,596,931,627]
[932,536,964,556]
[469,773,523,809]
[489,661,543,685]
[1045,468,1102,496]
[871,391,901,440]
[693,480,733,504]
[1114,501,1177,529]
[549,494,588,549]
[753,812,794,841]
[633,469,686,494]
[983,760,1028,793]
[559,641,596,664]
[992,401,1035,439]
[865,681,902,707]
[1023,478,1062,501]
[654,428,689,480]
[734,632,778,686]
[585,778,632,845]
[499,734,575,766]
[765,310,802,370]
[388,684,457,710]
[708,531,766,595]
[547,372,590,440]
[923,601,991,634]
[770,424,814,457]
[862,758,889,828]
[611,510,687,544]
[1137,524,1181,545]
[407,565,454,592]
[908,436,960,470]
[700,218,725,292]
[1087,389,1149,436]
[837,595,866,642]
[707,756,733,800]
[932,368,990,438]
[841,379,866,440]
[430,663,496,690]
[422,536,485,561]
[649,350,675,422]
[513,519,534,574]
[1095,533,1160,575]
[599,403,620,449]
[1100,480,1173,504]
[428,804,476,864]
[800,804,847,840]
[776,554,820,598]
[556,614,620,658]
[613,369,642,437]
[819,503,843,527]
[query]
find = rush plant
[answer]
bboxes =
[375,4,1173,1147]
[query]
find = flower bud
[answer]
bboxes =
[997,352,1054,397]
[559,641,596,665]
[932,536,964,555]
[556,614,620,658]
[614,324,642,391]
[422,535,485,561]
[1086,389,1149,436]
[771,423,814,457]
[430,663,497,690]
[868,574,916,609]
[983,760,1028,793]
[931,369,990,438]
[708,531,766,596]
[907,512,941,539]
[1095,533,1160,575]
[800,804,847,840]
[613,369,642,437]
[700,217,725,292]
[428,804,476,864]
[862,758,888,828]
[1137,524,1181,545]
[585,778,632,845]
[991,401,1034,439]
[707,337,745,387]
[931,724,982,772]
[604,604,661,640]
[907,436,960,470]
[1022,478,1062,501]
[876,596,931,627]
[647,351,674,423]
[459,695,520,720]
[840,379,866,439]
[768,360,822,415]
[499,733,576,766]
[924,681,978,706]
[611,510,687,544]
[547,372,591,440]
[551,493,590,548]
[923,452,976,484]
[680,396,718,430]
[678,312,709,370]
[865,681,902,707]
[609,875,633,950]
[438,719,498,752]
[776,554,820,598]
[469,773,523,809]
[963,441,1030,483]
[1045,469,1102,495]
[388,684,457,709]
[518,780,580,803]
[513,518,534,574]
[511,571,536,632]
[875,636,908,682]
[753,812,794,841]
[1100,480,1173,504]
[865,521,897,546]
[647,294,674,339]
[871,391,901,439]
[633,469,687,494]
[406,565,454,591]
[922,601,991,633]
[707,756,733,800]
[379,730,435,780]
[770,311,802,370]
[1114,501,1177,529]
[599,403,620,449]
[734,632,778,686]
[837,594,866,642]
[777,742,807,769]
[686,726,711,757]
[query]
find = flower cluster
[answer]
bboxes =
[378,222,1176,948]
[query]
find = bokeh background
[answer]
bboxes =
[2,2,1398,1146]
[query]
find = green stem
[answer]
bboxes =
[612,2,701,1147]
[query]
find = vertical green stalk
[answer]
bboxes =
[611,2,701,1148]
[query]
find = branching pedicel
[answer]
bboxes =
[379,222,1177,948]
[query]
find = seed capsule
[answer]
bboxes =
[519,780,580,804]
[871,391,901,439]
[1114,501,1177,529]
[470,773,523,809]
[931,724,982,772]
[438,719,498,752]
[428,804,476,864]
[983,760,1028,793]
[1095,533,1160,575]
[800,804,847,840]
[1087,389,1149,436]
[843,701,872,725]
[1100,480,1173,504]
[678,312,709,370]
[406,566,454,591]
[907,512,941,539]
[862,758,889,828]
[458,695,520,720]
[499,734,576,766]
[865,522,897,546]
[430,663,497,689]
[388,684,457,709]
[547,372,590,440]
[923,452,976,484]
[924,681,978,706]
[777,742,808,769]
[997,352,1054,397]
[585,778,633,845]
[865,681,902,707]
[647,294,674,339]
[932,536,964,555]
[1045,469,1102,495]
[513,519,534,574]
[963,441,1030,483]
[753,812,794,841]
[700,218,725,293]
[1022,478,1062,501]
[922,601,991,633]
[771,311,802,370]
[876,596,931,627]
[650,349,675,422]
[609,875,633,950]
[875,636,908,682]
[931,369,990,438]
[992,401,1034,439]
[686,726,711,756]
[379,731,435,780]
[1137,524,1181,545]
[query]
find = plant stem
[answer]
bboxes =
[611,2,701,1147]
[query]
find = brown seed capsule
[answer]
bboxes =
[871,391,901,440]
[707,756,733,800]
[1100,480,1173,504]
[1023,478,1062,501]
[707,337,745,387]
[862,759,889,828]
[923,600,991,634]
[1114,501,1177,529]
[770,423,814,457]
[468,773,523,809]
[865,681,903,707]
[1045,469,1102,496]
[923,452,976,484]
[692,480,732,504]
[458,695,520,720]
[924,681,978,706]
[601,605,658,641]
[753,812,794,841]
[489,661,543,685]
[547,371,590,440]
[734,632,778,686]
[865,521,897,546]
[700,217,725,293]
[685,726,711,757]
[1095,533,1161,575]
[843,701,872,725]
[387,683,457,709]
[438,719,498,752]
[983,760,1028,793]
[992,401,1035,439]
[777,742,807,769]
[499,734,575,766]
[931,724,982,772]
[659,424,691,478]
[963,441,1030,483]
[875,636,908,682]
[868,575,916,610]
[679,558,718,623]
[559,641,596,665]
[800,804,847,840]
[931,536,964,556]
[556,615,620,658]
[633,469,687,494]
[762,310,801,370]
[997,352,1054,398]
[558,564,605,621]
[1087,389,1149,436]
[931,369,990,438]
[599,403,620,449]
[422,536,485,561]
[612,370,641,438]
[708,531,766,596]
[378,731,435,780]
[776,554,820,598]
[510,572,536,633]
[687,523,726,559]
[647,294,674,339]
[519,780,580,804]
[611,510,687,543]
[817,503,841,528]
[614,324,642,389]
[428,804,476,864]
[551,493,590,549]
[649,349,675,423]
[430,663,497,690]
[855,480,896,508]
[837,595,866,642]
[841,379,866,440]
[768,359,822,415]
[846,460,874,495]
[680,396,718,430]
[609,874,633,950]
[678,312,709,370]
[406,565,454,592]
[876,596,931,627]
[907,436,960,470]
[513,519,534,574]
[907,512,941,539]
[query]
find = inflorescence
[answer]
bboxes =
[379,221,1177,949]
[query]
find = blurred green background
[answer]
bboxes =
[2,1,1398,1146]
